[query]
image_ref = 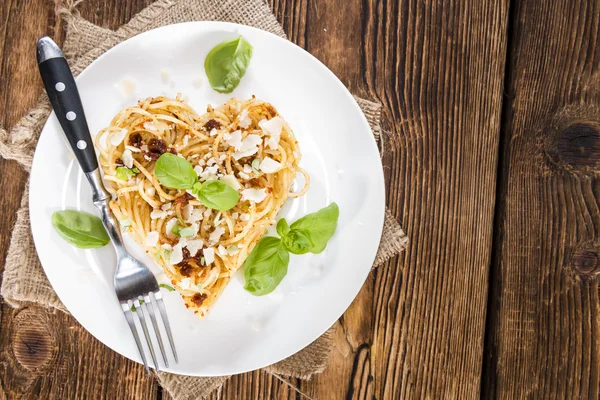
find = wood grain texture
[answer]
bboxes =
[0,1,158,399]
[368,0,509,398]
[0,0,512,399]
[482,0,600,398]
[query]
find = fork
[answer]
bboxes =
[36,36,178,373]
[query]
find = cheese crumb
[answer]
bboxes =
[259,157,282,173]
[110,129,128,146]
[242,188,267,203]
[259,116,284,149]
[210,128,218,137]
[150,209,167,219]
[122,149,134,168]
[145,231,159,246]
[185,239,204,256]
[161,202,172,211]
[240,213,251,221]
[209,227,225,244]
[165,218,178,239]
[218,245,228,256]
[117,77,136,97]
[233,134,262,160]
[239,172,250,180]
[225,130,243,150]
[221,174,242,191]
[179,277,191,289]
[160,69,170,82]
[238,109,252,128]
[146,187,156,196]
[170,241,186,265]
[204,248,215,265]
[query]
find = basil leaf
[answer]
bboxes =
[115,166,138,181]
[52,210,110,249]
[284,202,339,254]
[194,180,240,211]
[159,283,176,292]
[276,218,290,237]
[281,230,312,255]
[204,36,253,94]
[155,153,198,189]
[243,237,289,296]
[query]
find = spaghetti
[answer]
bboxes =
[95,95,308,317]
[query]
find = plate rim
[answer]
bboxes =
[29,20,386,376]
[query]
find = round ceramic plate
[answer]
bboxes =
[30,21,385,376]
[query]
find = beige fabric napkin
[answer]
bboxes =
[0,0,408,398]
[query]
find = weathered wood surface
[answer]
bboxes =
[482,0,600,398]
[0,0,549,399]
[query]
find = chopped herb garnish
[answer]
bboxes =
[179,226,195,237]
[159,283,176,292]
[200,257,206,266]
[120,219,131,228]
[116,166,139,181]
[171,223,182,237]
[251,158,260,174]
[130,299,145,312]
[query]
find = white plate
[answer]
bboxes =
[30,22,385,376]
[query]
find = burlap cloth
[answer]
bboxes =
[0,0,409,398]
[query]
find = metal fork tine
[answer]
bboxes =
[136,299,160,371]
[121,302,150,374]
[154,291,178,363]
[145,294,169,368]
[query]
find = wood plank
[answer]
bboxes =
[482,0,600,398]
[0,1,158,399]
[363,0,508,398]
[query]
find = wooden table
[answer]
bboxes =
[1,0,598,398]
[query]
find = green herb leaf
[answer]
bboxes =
[179,226,195,237]
[243,237,289,296]
[251,158,260,174]
[194,179,240,211]
[283,203,339,254]
[159,283,176,292]
[204,36,253,94]
[281,230,312,255]
[52,210,110,249]
[200,257,206,266]
[155,153,198,189]
[115,166,138,181]
[276,218,290,237]
[171,223,182,237]
[131,299,145,312]
[120,219,131,228]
